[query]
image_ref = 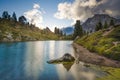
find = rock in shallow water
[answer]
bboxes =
[47,53,75,64]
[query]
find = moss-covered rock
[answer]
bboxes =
[47,53,75,64]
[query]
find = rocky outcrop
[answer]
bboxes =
[2,32,14,41]
[47,53,75,64]
[82,14,120,32]
[0,31,37,42]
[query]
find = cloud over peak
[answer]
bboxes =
[54,0,120,23]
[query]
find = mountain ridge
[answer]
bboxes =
[62,26,74,35]
[82,14,120,32]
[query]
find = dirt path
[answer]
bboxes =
[102,28,113,36]
[72,43,120,68]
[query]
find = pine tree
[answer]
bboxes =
[12,12,17,21]
[2,11,9,19]
[19,16,27,24]
[104,21,108,29]
[95,21,103,31]
[109,19,114,26]
[73,20,83,39]
[54,27,61,35]
[59,30,63,36]
[54,27,57,34]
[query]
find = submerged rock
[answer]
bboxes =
[47,53,75,64]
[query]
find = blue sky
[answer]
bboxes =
[0,0,120,31]
[0,0,73,31]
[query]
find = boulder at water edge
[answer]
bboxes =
[47,53,75,64]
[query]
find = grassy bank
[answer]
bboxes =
[0,19,59,41]
[75,25,120,61]
[97,67,120,80]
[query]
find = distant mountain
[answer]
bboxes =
[62,26,74,35]
[82,14,120,31]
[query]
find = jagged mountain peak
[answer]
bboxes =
[82,14,119,31]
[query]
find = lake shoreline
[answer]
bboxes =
[72,43,120,68]
[0,40,73,43]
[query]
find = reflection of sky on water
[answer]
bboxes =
[23,41,76,80]
[24,41,45,80]
[0,41,106,80]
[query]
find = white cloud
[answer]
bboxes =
[54,0,120,24]
[33,3,40,9]
[54,0,102,22]
[105,9,113,15]
[24,4,44,28]
[54,0,89,23]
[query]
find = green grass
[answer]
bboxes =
[75,26,120,61]
[0,19,59,41]
[97,67,120,80]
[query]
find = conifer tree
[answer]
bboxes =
[19,16,27,24]
[109,19,114,26]
[12,12,17,21]
[104,21,108,29]
[73,20,83,39]
[2,11,9,19]
[95,21,103,31]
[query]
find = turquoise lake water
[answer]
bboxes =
[0,41,106,80]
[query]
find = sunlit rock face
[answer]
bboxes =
[47,53,75,63]
[82,14,120,32]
